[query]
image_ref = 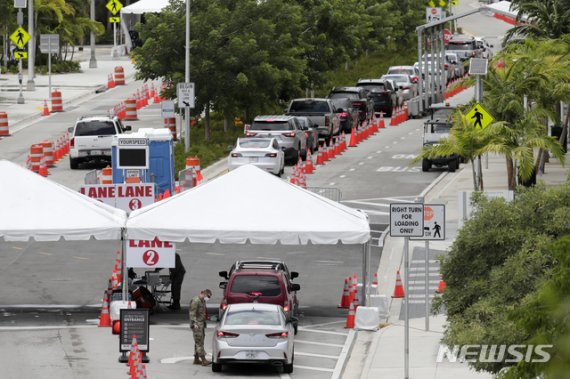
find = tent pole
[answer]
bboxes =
[362,242,368,307]
[121,228,127,301]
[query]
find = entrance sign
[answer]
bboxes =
[126,238,176,269]
[389,203,424,237]
[79,183,155,213]
[411,204,445,240]
[466,103,494,129]
[120,309,149,352]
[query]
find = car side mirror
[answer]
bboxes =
[219,270,228,279]
[219,281,227,290]
[124,125,132,131]
[291,283,301,292]
[67,127,73,133]
[291,272,299,279]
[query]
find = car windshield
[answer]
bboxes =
[289,100,330,113]
[75,121,116,136]
[329,92,359,100]
[330,98,350,108]
[447,42,474,50]
[230,275,281,296]
[238,139,271,148]
[369,92,390,104]
[224,309,281,326]
[383,74,409,84]
[357,83,387,92]
[250,121,292,131]
[388,68,412,75]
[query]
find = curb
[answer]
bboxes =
[332,329,357,379]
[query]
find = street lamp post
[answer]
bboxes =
[26,0,35,90]
[184,0,191,152]
[89,0,97,68]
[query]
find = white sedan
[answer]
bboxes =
[227,138,285,176]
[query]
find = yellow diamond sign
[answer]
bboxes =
[452,0,458,5]
[10,26,30,49]
[466,103,494,129]
[106,0,123,15]
[14,50,28,59]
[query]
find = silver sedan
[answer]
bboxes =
[227,138,285,176]
[212,303,295,373]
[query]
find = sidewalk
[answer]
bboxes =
[344,88,569,379]
[0,46,136,128]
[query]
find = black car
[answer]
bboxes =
[327,97,357,133]
[328,87,373,127]
[356,79,400,116]
[367,89,395,117]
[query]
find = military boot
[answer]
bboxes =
[193,354,201,365]
[200,356,212,366]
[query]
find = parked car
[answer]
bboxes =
[218,260,300,332]
[68,115,131,169]
[356,78,402,112]
[285,98,341,145]
[227,138,284,176]
[245,115,307,164]
[327,86,373,127]
[295,116,319,153]
[211,303,295,373]
[422,103,460,172]
[446,34,479,61]
[326,96,357,133]
[386,65,420,84]
[380,74,417,101]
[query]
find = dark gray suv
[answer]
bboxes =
[246,115,307,164]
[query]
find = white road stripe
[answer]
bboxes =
[301,320,345,328]
[294,365,334,373]
[384,146,391,149]
[329,182,336,186]
[39,252,52,256]
[296,351,339,359]
[72,256,89,260]
[12,246,24,250]
[409,267,440,272]
[314,260,344,265]
[298,328,348,336]
[358,162,364,165]
[342,200,389,207]
[383,197,415,203]
[206,252,225,256]
[360,209,389,215]
[295,340,344,348]
[349,168,355,171]
[340,175,346,178]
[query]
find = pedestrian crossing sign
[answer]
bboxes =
[14,50,27,59]
[10,26,30,49]
[109,17,120,23]
[106,0,123,15]
[411,204,445,240]
[466,103,494,129]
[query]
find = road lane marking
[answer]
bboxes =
[294,365,334,373]
[206,252,225,256]
[72,256,89,260]
[314,260,344,264]
[367,156,373,159]
[359,209,389,215]
[12,246,24,250]
[376,150,382,153]
[383,197,415,203]
[329,182,336,186]
[302,320,345,328]
[39,252,52,256]
[298,328,348,336]
[384,146,390,149]
[358,162,364,165]
[296,351,339,359]
[296,340,344,348]
[332,329,356,379]
[349,168,355,171]
[339,175,346,178]
[392,141,398,144]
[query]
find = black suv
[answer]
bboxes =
[328,87,373,127]
[356,79,399,116]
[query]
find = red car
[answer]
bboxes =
[219,260,300,333]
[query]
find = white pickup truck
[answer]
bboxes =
[285,98,340,145]
[68,115,131,169]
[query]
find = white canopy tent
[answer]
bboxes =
[120,0,170,52]
[0,160,127,241]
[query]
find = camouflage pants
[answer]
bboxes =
[192,324,206,358]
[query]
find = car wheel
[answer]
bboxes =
[422,158,431,172]
[70,157,79,170]
[283,350,294,374]
[448,158,457,172]
[212,362,222,372]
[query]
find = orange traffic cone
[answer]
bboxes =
[289,165,298,185]
[107,73,115,89]
[338,277,350,308]
[164,189,171,199]
[316,149,324,166]
[392,270,405,298]
[372,272,379,286]
[341,132,347,152]
[305,149,315,174]
[436,274,446,294]
[39,160,48,177]
[42,100,50,116]
[379,113,386,128]
[390,106,397,126]
[322,144,329,162]
[174,185,181,194]
[349,127,357,147]
[98,283,111,327]
[345,301,356,329]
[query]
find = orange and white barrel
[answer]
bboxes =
[185,156,203,185]
[100,166,113,184]
[164,118,177,141]
[124,98,138,121]
[0,112,9,136]
[41,140,55,167]
[51,89,63,112]
[30,144,44,173]
[114,66,125,85]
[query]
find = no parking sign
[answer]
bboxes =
[126,238,175,268]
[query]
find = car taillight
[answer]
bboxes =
[444,63,449,69]
[266,332,288,339]
[340,112,349,118]
[324,116,330,127]
[220,299,227,310]
[411,76,418,83]
[265,153,277,157]
[217,331,239,338]
[231,153,242,157]
[283,303,289,313]
[245,131,257,137]
[70,138,75,147]
[282,132,295,138]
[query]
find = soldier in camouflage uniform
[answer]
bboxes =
[189,289,212,365]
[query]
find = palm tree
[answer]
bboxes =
[505,0,570,41]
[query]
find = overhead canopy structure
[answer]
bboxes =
[126,165,370,245]
[0,160,127,241]
[484,1,524,24]
[120,0,170,51]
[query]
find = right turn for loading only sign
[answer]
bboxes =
[389,203,446,240]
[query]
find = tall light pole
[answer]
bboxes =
[26,0,35,90]
[89,0,97,68]
[184,0,191,152]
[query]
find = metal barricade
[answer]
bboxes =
[84,169,99,185]
[178,168,196,192]
[307,187,342,202]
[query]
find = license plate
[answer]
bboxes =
[245,351,257,359]
[90,150,102,155]
[249,157,258,163]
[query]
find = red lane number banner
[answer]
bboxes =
[126,238,175,268]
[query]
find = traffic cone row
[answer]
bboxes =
[128,335,148,379]
[26,132,69,174]
[390,104,409,126]
[290,158,308,189]
[111,81,163,123]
